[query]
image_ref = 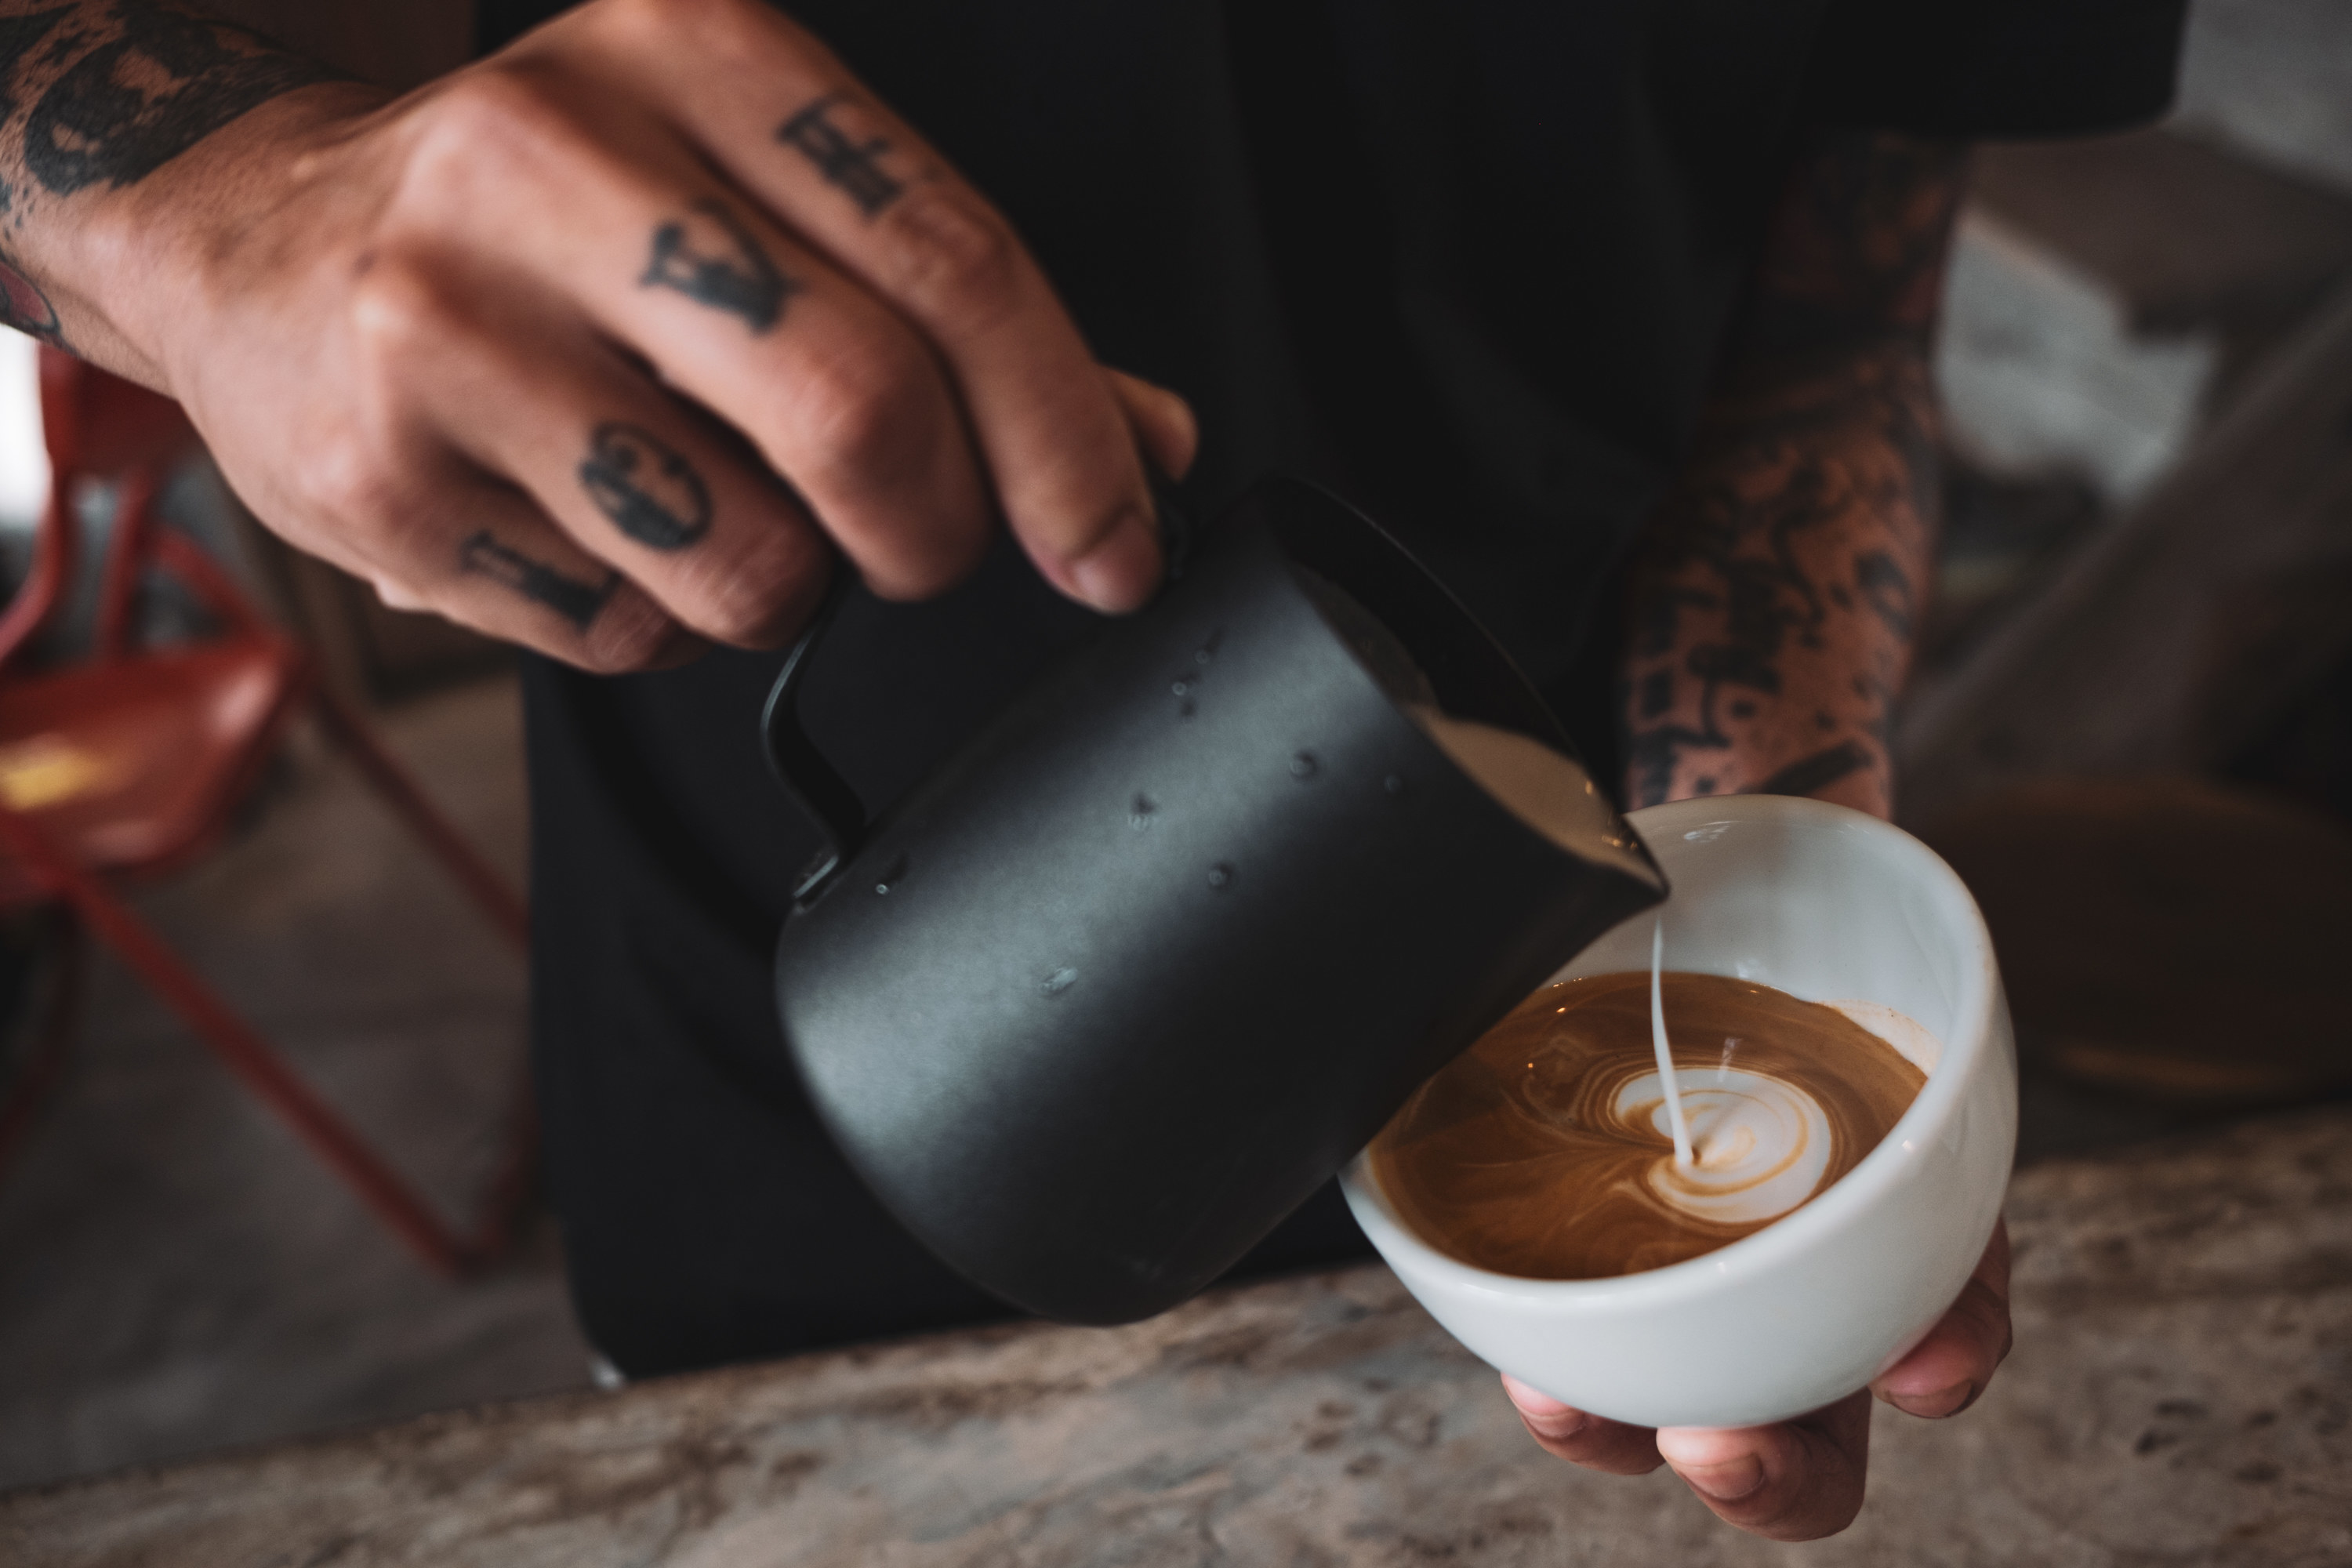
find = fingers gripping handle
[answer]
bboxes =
[762,473,1193,906]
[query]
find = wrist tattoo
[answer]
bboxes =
[641,198,797,332]
[459,530,615,630]
[0,8,71,123]
[778,93,902,216]
[578,422,711,550]
[6,1,335,199]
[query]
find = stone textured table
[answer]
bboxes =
[7,1106,2350,1566]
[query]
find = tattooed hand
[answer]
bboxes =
[0,0,1193,670]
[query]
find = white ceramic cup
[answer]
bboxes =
[1341,794,2016,1429]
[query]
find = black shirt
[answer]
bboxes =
[484,0,2185,1374]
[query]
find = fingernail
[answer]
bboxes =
[1069,506,1161,614]
[1519,1406,1589,1443]
[1887,1380,1977,1419]
[1675,1454,1764,1502]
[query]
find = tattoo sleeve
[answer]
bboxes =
[0,0,336,350]
[1621,131,1968,818]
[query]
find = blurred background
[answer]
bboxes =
[0,0,2347,1497]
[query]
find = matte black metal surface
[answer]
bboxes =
[773,477,1664,1323]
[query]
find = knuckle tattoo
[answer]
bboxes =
[776,92,903,217]
[458,529,617,630]
[640,198,800,332]
[579,422,713,550]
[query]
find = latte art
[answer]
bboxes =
[1622,1068,1834,1225]
[1369,971,1929,1279]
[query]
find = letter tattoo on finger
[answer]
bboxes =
[777,93,902,216]
[578,423,711,550]
[641,199,798,332]
[459,531,615,629]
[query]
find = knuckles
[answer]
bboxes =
[343,260,466,370]
[285,423,413,543]
[389,64,605,230]
[291,1,1007,645]
[589,0,786,60]
[284,264,465,543]
[670,531,828,648]
[777,340,989,597]
[576,590,684,673]
[880,188,1028,340]
[781,332,953,495]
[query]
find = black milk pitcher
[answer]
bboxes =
[764,475,1665,1324]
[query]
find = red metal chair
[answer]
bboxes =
[0,347,534,1277]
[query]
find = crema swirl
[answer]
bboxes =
[1369,971,1929,1279]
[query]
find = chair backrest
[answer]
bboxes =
[0,351,255,675]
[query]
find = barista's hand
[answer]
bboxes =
[1504,1221,2011,1541]
[85,0,1195,670]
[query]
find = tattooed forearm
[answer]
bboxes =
[1749,739,1874,800]
[0,8,70,125]
[3,1,332,198]
[578,422,711,550]
[1620,131,1967,818]
[459,529,615,629]
[1733,132,1971,367]
[641,198,797,332]
[777,93,902,216]
[0,1,338,354]
[1621,352,1940,808]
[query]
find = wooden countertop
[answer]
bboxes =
[8,1105,2350,1566]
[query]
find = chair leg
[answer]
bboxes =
[0,808,473,1277]
[307,684,542,1263]
[308,686,531,952]
[0,913,82,1185]
[464,1067,540,1261]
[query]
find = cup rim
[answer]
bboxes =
[1341,793,1997,1308]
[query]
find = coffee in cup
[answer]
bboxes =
[1342,796,2016,1430]
[1370,971,1929,1279]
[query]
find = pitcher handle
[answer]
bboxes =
[762,572,866,905]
